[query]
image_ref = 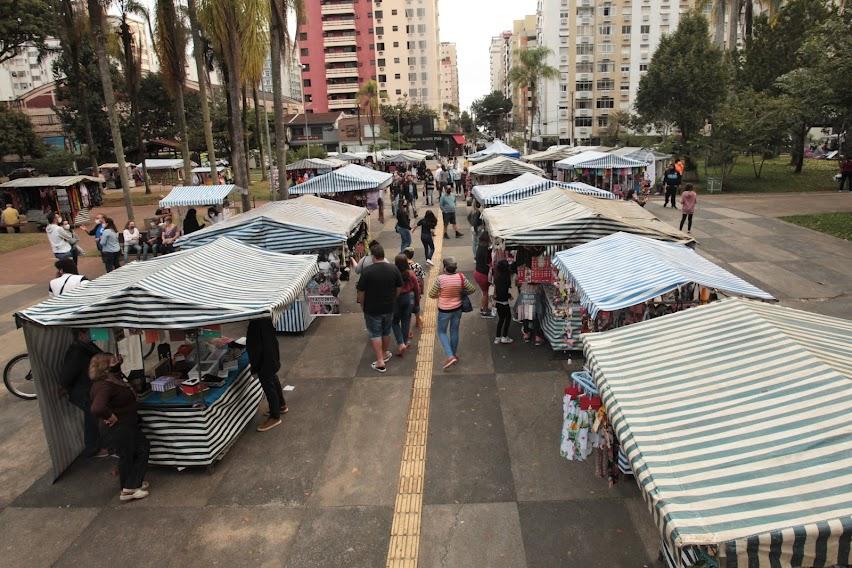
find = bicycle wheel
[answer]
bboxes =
[3,354,37,400]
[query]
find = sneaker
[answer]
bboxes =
[119,488,149,502]
[371,361,387,373]
[444,233,450,239]
[426,259,434,266]
[442,356,459,370]
[257,417,282,432]
[494,337,501,344]
[534,338,544,346]
[501,337,514,344]
[480,310,496,319]
[455,231,463,237]
[383,350,394,363]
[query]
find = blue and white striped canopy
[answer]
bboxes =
[472,172,616,205]
[468,155,544,177]
[553,232,774,316]
[159,185,237,208]
[556,150,648,170]
[582,298,852,568]
[467,139,521,161]
[288,164,392,195]
[175,195,367,253]
[286,158,337,171]
[17,238,318,329]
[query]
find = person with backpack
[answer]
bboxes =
[662,163,682,208]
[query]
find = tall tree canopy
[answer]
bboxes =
[0,0,54,64]
[0,105,42,158]
[470,91,513,139]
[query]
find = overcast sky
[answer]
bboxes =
[439,0,538,111]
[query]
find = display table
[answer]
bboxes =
[138,364,263,467]
[276,296,315,332]
[538,285,582,351]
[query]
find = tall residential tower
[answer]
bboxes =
[440,42,459,112]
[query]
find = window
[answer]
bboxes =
[419,40,427,49]
[299,32,307,41]
[302,63,310,72]
[408,72,417,81]
[377,42,385,50]
[576,62,593,73]
[391,9,398,15]
[640,24,650,34]
[300,48,309,56]
[597,78,614,90]
[304,94,312,103]
[576,80,593,91]
[406,41,415,49]
[417,8,425,16]
[598,60,614,72]
[576,43,594,55]
[577,6,594,16]
[418,24,426,33]
[303,78,311,87]
[376,27,384,34]
[620,63,630,72]
[409,88,418,96]
[578,24,592,35]
[575,116,593,127]
[622,24,631,34]
[395,89,402,95]
[420,88,428,97]
[639,63,648,71]
[597,115,609,127]
[393,41,399,47]
[420,56,427,65]
[405,8,413,16]
[596,96,614,108]
[620,83,630,91]
[394,57,400,63]
[576,99,592,109]
[378,58,386,66]
[421,71,427,80]
[394,73,401,79]
[599,25,611,35]
[599,44,614,54]
[603,4,612,16]
[378,74,386,82]
[406,25,414,33]
[392,25,398,31]
[407,56,416,65]
[375,10,383,18]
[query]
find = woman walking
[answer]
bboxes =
[89,353,150,502]
[98,217,122,272]
[493,260,513,344]
[429,257,477,370]
[424,170,436,206]
[679,183,697,233]
[392,254,421,357]
[414,210,438,265]
[395,198,412,252]
[474,232,494,318]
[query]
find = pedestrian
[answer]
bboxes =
[662,163,681,208]
[674,158,685,177]
[59,329,106,459]
[49,258,87,297]
[86,213,105,252]
[414,210,437,265]
[89,352,150,502]
[449,164,462,195]
[357,243,403,373]
[463,167,472,198]
[183,208,204,234]
[145,220,161,259]
[435,164,448,191]
[403,246,425,335]
[404,174,418,217]
[679,183,697,233]
[46,214,76,262]
[429,256,477,370]
[468,200,484,256]
[392,253,421,357]
[493,260,514,344]
[122,221,146,263]
[98,217,122,272]
[839,155,852,192]
[474,232,494,318]
[395,198,413,252]
[2,203,20,233]
[247,317,287,432]
[424,170,436,205]
[439,186,464,239]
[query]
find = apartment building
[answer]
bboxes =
[261,44,304,103]
[511,15,538,132]
[0,39,61,102]
[440,42,459,112]
[489,31,513,98]
[537,0,691,144]
[105,14,159,75]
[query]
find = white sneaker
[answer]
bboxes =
[494,337,501,344]
[500,337,514,344]
[426,259,434,266]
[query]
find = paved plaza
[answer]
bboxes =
[0,190,850,566]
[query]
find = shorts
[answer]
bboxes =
[474,270,489,293]
[442,211,456,225]
[364,312,393,339]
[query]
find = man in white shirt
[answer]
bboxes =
[45,214,75,261]
[49,258,87,297]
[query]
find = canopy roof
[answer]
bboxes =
[142,159,195,170]
[286,158,338,171]
[522,146,577,163]
[468,139,521,161]
[554,232,774,316]
[191,166,225,173]
[99,163,135,170]
[175,195,367,253]
[17,238,318,329]
[481,188,693,247]
[334,152,365,161]
[582,298,852,567]
[610,146,672,163]
[0,175,104,188]
[472,172,616,205]
[468,155,544,177]
[556,150,647,170]
[379,150,429,163]
[288,163,392,195]
[159,185,238,208]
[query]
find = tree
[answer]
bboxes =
[0,105,42,158]
[603,110,631,146]
[459,111,475,136]
[358,80,380,160]
[470,91,513,139]
[237,3,270,182]
[508,46,558,149]
[442,102,459,130]
[0,0,53,64]
[186,0,218,186]
[635,12,727,164]
[379,100,438,139]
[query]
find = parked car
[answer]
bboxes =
[8,167,36,180]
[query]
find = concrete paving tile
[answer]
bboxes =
[432,312,495,375]
[693,237,762,263]
[312,377,411,506]
[700,206,760,219]
[11,455,118,508]
[354,328,419,378]
[781,297,852,321]
[721,235,801,262]
[517,500,656,568]
[286,313,368,379]
[729,261,843,299]
[130,465,227,508]
[284,505,392,568]
[624,498,665,565]
[489,331,568,375]
[702,218,775,238]
[0,395,50,508]
[207,378,350,506]
[419,502,528,568]
[0,507,100,566]
[425,373,516,505]
[776,260,852,293]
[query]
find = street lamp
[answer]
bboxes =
[300,63,310,159]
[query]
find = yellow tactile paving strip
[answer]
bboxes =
[386,220,444,568]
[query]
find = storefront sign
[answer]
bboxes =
[306,294,340,316]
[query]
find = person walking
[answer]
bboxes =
[493,260,513,344]
[414,210,438,265]
[46,214,76,262]
[679,183,697,233]
[424,170,436,206]
[839,156,852,192]
[50,258,87,297]
[2,203,20,233]
[404,173,418,217]
[662,163,681,208]
[474,232,494,318]
[98,217,122,272]
[357,244,403,373]
[391,254,421,357]
[59,329,106,458]
[404,246,425,335]
[439,187,463,239]
[449,164,462,195]
[428,256,477,370]
[468,201,484,256]
[395,199,413,252]
[89,353,150,502]
[247,317,287,432]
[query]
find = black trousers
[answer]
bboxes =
[103,421,148,490]
[101,251,121,272]
[495,303,511,338]
[664,187,678,208]
[259,373,286,419]
[680,213,693,231]
[70,396,100,454]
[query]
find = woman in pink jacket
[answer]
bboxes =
[679,183,697,233]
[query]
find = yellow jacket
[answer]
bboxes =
[1,207,20,226]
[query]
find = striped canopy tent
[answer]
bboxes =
[581,298,852,567]
[334,152,364,162]
[286,157,337,172]
[468,155,544,178]
[190,165,225,173]
[379,150,424,164]
[159,184,238,208]
[523,146,577,163]
[175,195,367,253]
[324,157,348,168]
[472,172,616,205]
[556,150,648,170]
[288,164,392,195]
[553,232,774,317]
[141,158,193,170]
[467,139,521,162]
[482,188,693,247]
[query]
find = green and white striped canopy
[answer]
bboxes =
[582,298,852,567]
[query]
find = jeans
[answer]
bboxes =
[425,189,434,205]
[102,421,148,490]
[436,308,462,358]
[258,372,285,419]
[392,292,415,347]
[396,225,412,251]
[680,213,693,231]
[54,251,73,261]
[124,243,148,263]
[496,302,511,338]
[421,234,435,260]
[664,187,678,208]
[145,242,159,259]
[101,251,121,272]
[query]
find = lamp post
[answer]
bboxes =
[300,63,310,159]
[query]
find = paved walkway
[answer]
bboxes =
[0,190,850,566]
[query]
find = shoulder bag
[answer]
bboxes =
[459,274,473,312]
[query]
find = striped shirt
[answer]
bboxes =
[429,272,477,311]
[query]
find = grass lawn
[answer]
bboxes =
[781,212,852,241]
[0,233,46,254]
[697,157,838,193]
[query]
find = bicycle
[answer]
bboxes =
[3,354,36,400]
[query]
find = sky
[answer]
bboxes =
[439,0,539,112]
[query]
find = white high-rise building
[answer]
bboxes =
[0,39,62,101]
[489,31,512,98]
[440,42,459,112]
[536,0,692,144]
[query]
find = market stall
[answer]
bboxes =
[608,146,671,184]
[140,158,196,186]
[288,163,392,209]
[472,172,616,205]
[555,151,647,194]
[190,165,225,185]
[468,155,545,185]
[175,195,369,332]
[467,139,521,163]
[159,184,242,226]
[580,298,852,567]
[0,175,104,226]
[99,163,136,188]
[16,237,318,479]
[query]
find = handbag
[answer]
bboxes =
[459,274,473,312]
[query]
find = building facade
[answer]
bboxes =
[439,42,459,113]
[0,39,62,102]
[489,31,513,98]
[536,0,691,145]
[261,43,304,103]
[511,15,538,133]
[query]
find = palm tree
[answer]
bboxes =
[186,0,218,184]
[358,80,379,160]
[86,0,134,221]
[155,0,193,184]
[239,11,270,183]
[508,46,558,150]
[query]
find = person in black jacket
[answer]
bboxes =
[59,328,107,457]
[493,260,513,344]
[247,317,286,432]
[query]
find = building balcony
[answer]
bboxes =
[322,19,355,31]
[328,98,358,108]
[325,51,358,62]
[325,67,359,77]
[327,82,359,93]
[324,34,357,47]
[321,3,355,15]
